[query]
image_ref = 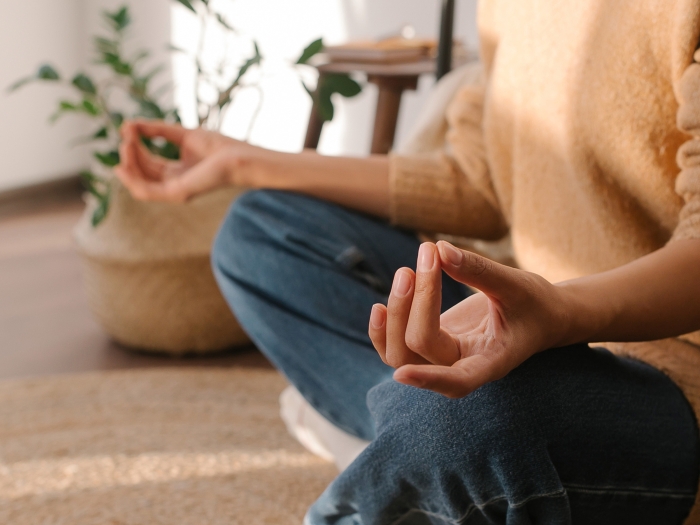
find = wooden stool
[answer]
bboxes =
[304,59,439,155]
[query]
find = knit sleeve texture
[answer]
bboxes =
[388,77,507,240]
[672,57,700,242]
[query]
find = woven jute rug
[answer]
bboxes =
[0,367,337,524]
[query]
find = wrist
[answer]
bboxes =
[553,279,615,346]
[222,144,272,188]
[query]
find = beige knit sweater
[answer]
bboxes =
[389,0,700,521]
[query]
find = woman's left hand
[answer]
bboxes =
[368,241,571,398]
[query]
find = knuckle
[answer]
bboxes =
[413,276,437,298]
[384,350,404,369]
[465,252,491,276]
[404,330,429,355]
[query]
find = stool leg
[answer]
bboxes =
[304,100,324,150]
[370,86,404,154]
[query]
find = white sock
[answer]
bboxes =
[279,385,370,471]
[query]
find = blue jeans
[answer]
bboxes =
[212,189,699,525]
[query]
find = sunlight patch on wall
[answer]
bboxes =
[170,0,347,154]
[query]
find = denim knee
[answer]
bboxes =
[211,189,269,280]
[367,377,539,457]
[364,377,564,511]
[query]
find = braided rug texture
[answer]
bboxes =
[0,368,336,524]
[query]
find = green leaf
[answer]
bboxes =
[7,76,34,92]
[49,100,79,122]
[80,170,99,186]
[72,73,97,94]
[81,98,101,116]
[94,150,120,167]
[316,74,362,122]
[8,64,61,92]
[91,196,110,227]
[143,137,181,160]
[215,13,235,32]
[110,112,124,129]
[136,99,166,119]
[37,64,60,81]
[94,37,119,56]
[226,42,262,101]
[174,0,196,13]
[105,6,131,31]
[103,54,132,76]
[158,141,181,160]
[80,170,112,226]
[72,126,109,145]
[318,88,334,121]
[296,38,323,65]
[323,73,362,97]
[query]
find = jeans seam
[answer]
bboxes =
[388,489,568,525]
[564,483,697,499]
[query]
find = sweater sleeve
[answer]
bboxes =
[672,58,700,242]
[388,76,508,240]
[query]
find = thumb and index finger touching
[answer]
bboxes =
[390,241,523,397]
[115,120,189,201]
[120,119,187,146]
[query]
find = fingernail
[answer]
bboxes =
[441,242,463,266]
[417,243,434,272]
[392,269,412,297]
[369,305,385,329]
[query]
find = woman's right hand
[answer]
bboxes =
[115,120,262,202]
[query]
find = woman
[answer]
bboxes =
[116,0,700,523]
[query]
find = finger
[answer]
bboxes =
[385,268,430,367]
[155,152,231,202]
[114,164,163,201]
[120,126,165,181]
[393,354,496,398]
[405,243,460,365]
[115,137,173,201]
[368,304,388,363]
[436,240,518,300]
[134,139,175,181]
[116,137,148,188]
[128,119,187,145]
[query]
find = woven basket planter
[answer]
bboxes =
[74,180,250,355]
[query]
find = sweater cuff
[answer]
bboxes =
[388,152,507,239]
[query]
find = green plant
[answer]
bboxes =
[10,2,362,226]
[10,6,179,226]
[294,38,363,122]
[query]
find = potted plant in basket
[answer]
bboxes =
[10,2,362,354]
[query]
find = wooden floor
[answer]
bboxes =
[0,179,271,381]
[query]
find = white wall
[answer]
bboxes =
[0,0,88,192]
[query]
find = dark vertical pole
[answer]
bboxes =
[436,0,455,80]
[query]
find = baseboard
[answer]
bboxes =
[0,175,83,219]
